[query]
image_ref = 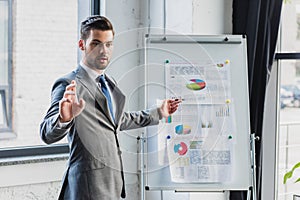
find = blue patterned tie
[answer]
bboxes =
[99,75,115,121]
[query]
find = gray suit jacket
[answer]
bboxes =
[40,65,161,200]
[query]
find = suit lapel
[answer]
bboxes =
[75,66,115,126]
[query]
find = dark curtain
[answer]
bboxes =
[231,0,282,200]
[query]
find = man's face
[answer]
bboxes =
[80,29,114,72]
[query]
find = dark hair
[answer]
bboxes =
[80,15,114,41]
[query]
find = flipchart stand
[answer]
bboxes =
[138,34,256,200]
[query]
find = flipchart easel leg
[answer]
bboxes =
[138,133,146,200]
[250,133,259,200]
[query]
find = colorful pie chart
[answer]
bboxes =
[186,79,206,90]
[174,142,188,156]
[175,124,191,135]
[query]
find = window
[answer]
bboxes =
[0,0,81,149]
[277,1,300,200]
[0,0,11,132]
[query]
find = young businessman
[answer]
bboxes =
[40,15,180,200]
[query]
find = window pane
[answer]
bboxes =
[280,0,300,52]
[0,0,79,148]
[0,1,8,86]
[0,0,9,130]
[277,1,300,199]
[278,60,300,200]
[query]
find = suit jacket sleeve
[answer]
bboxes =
[40,78,73,144]
[119,108,162,131]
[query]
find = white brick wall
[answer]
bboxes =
[0,181,61,200]
[0,1,77,199]
[1,0,77,147]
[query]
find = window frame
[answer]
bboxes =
[0,0,12,133]
[275,53,300,60]
[0,144,69,159]
[0,0,94,159]
[274,53,300,199]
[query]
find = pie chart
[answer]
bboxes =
[186,79,206,90]
[174,142,188,156]
[175,124,191,135]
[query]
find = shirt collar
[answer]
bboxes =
[80,61,105,82]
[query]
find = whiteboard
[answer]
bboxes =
[144,35,252,191]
